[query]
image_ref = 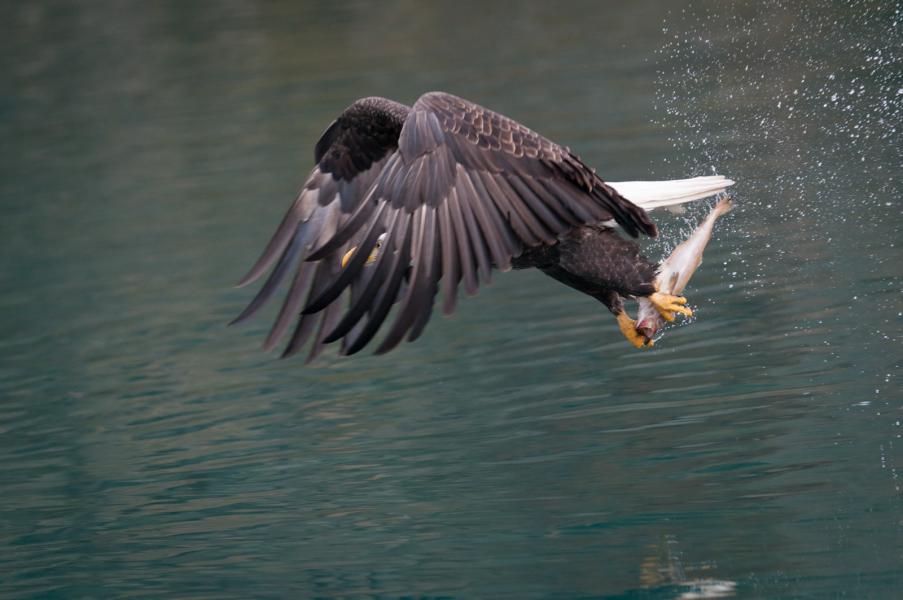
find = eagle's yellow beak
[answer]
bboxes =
[341,246,379,269]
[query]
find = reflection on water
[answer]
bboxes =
[1,0,901,598]
[640,536,736,598]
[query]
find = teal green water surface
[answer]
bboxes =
[1,1,901,598]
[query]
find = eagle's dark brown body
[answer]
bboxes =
[513,226,657,316]
[233,92,677,361]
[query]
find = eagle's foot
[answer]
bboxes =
[648,292,693,322]
[617,312,653,349]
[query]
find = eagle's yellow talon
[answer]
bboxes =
[616,312,651,349]
[649,292,693,322]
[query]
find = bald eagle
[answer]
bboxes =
[232,92,732,361]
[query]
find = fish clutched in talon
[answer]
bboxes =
[648,291,693,322]
[634,196,734,345]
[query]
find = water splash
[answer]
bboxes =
[652,0,903,514]
[651,0,901,285]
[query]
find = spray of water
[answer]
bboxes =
[651,0,902,490]
[651,0,900,272]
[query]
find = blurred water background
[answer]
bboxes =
[1,0,901,598]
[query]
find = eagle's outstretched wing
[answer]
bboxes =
[234,91,656,359]
[230,97,408,363]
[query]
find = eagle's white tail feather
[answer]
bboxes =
[608,176,734,211]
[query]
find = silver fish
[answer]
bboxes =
[636,196,734,342]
